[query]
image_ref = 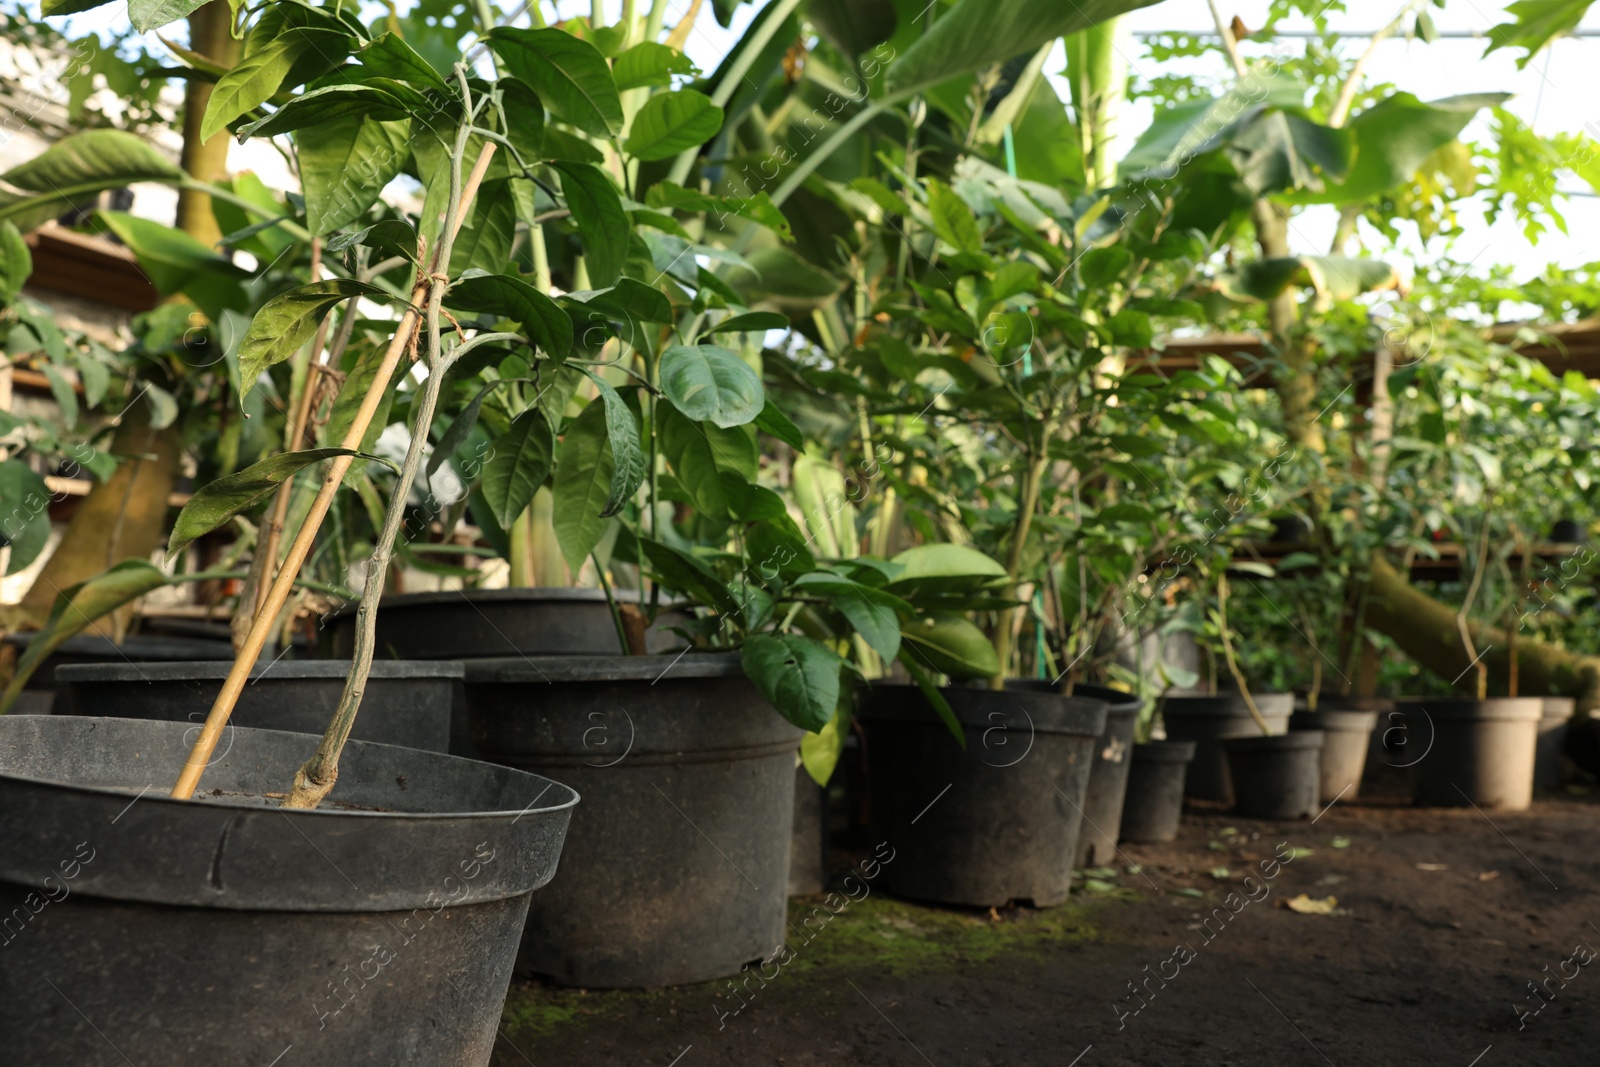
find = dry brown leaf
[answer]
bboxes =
[1281,894,1339,915]
[1415,862,1449,871]
[1478,870,1500,882]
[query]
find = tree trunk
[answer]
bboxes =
[18,398,183,630]
[176,1,242,246]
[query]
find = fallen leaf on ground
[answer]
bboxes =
[1173,887,1205,898]
[1478,870,1500,882]
[1080,867,1118,879]
[1209,867,1230,879]
[1331,837,1351,849]
[1219,827,1238,837]
[1281,894,1339,915]
[1208,841,1227,851]
[1286,847,1314,859]
[988,906,1001,922]
[1081,879,1119,894]
[1416,862,1449,871]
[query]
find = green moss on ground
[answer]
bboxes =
[500,890,1105,1039]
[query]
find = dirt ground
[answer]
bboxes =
[493,786,1600,1067]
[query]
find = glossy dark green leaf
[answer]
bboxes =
[901,612,1000,679]
[168,448,361,555]
[753,397,804,450]
[659,344,764,428]
[793,573,909,660]
[582,373,645,516]
[448,271,573,359]
[0,221,31,305]
[552,162,628,287]
[639,537,741,616]
[624,89,724,161]
[612,41,695,91]
[0,130,183,233]
[497,78,545,168]
[0,459,51,575]
[298,114,411,235]
[742,634,842,733]
[700,311,789,337]
[551,399,613,572]
[488,27,623,138]
[237,279,385,394]
[236,83,411,140]
[357,32,450,91]
[481,408,556,531]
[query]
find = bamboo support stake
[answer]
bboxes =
[169,144,498,800]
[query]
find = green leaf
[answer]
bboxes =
[447,179,517,277]
[42,364,77,430]
[202,33,307,141]
[624,89,724,161]
[357,32,450,91]
[0,459,51,575]
[428,378,513,478]
[1485,0,1591,67]
[897,651,966,746]
[552,162,628,287]
[126,0,211,32]
[236,279,385,394]
[612,41,695,91]
[659,344,764,428]
[2,561,170,708]
[801,700,851,785]
[753,397,804,450]
[323,340,396,456]
[901,613,1000,678]
[298,115,411,235]
[1217,255,1399,307]
[742,634,842,732]
[927,178,982,253]
[481,408,556,531]
[793,573,908,659]
[489,27,623,138]
[168,449,360,555]
[41,0,115,15]
[0,221,31,305]
[498,79,545,168]
[659,404,754,517]
[889,543,1008,583]
[700,310,789,337]
[448,271,573,359]
[94,211,249,320]
[235,83,412,140]
[644,182,793,242]
[886,0,1160,95]
[0,130,183,233]
[551,399,614,572]
[582,373,644,516]
[639,537,741,616]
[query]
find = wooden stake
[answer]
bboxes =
[169,145,497,800]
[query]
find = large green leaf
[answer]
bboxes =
[885,0,1160,95]
[481,408,556,531]
[612,41,695,91]
[624,90,724,161]
[0,221,31,306]
[447,179,517,276]
[901,613,1000,678]
[582,374,644,517]
[792,572,909,660]
[323,339,396,457]
[0,130,183,233]
[645,182,793,242]
[126,0,210,32]
[298,115,411,235]
[0,459,51,575]
[552,163,629,287]
[1227,110,1352,196]
[809,0,898,58]
[448,271,574,359]
[236,279,384,394]
[889,543,1008,583]
[638,537,741,616]
[800,700,851,785]
[551,399,615,573]
[658,344,764,428]
[201,34,305,141]
[658,403,755,517]
[1293,93,1511,206]
[94,211,249,320]
[742,634,842,733]
[1486,0,1593,67]
[356,32,451,91]
[927,178,982,253]
[488,27,623,138]
[236,83,413,140]
[168,449,361,555]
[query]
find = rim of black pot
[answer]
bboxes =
[0,716,580,822]
[462,651,744,684]
[861,680,1109,736]
[1221,731,1325,752]
[1393,697,1544,722]
[1290,708,1380,730]
[1161,691,1294,714]
[323,586,687,621]
[55,659,466,683]
[1002,677,1142,713]
[1134,739,1197,762]
[1,632,235,658]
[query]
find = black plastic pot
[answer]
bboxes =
[789,761,827,896]
[53,660,461,754]
[1118,741,1197,843]
[0,715,576,1066]
[2,632,234,713]
[462,653,800,988]
[1223,731,1325,819]
[1537,696,1575,793]
[1291,699,1381,802]
[1159,692,1293,804]
[1400,697,1543,810]
[860,683,1108,908]
[322,588,689,659]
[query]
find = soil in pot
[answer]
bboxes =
[1536,696,1575,793]
[859,683,1108,909]
[1222,731,1325,819]
[462,653,800,988]
[322,588,691,659]
[53,660,461,754]
[1118,741,1196,843]
[0,715,576,1066]
[1159,691,1293,805]
[1291,698,1383,802]
[1399,697,1543,810]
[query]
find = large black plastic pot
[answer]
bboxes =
[1291,698,1382,802]
[1118,741,1196,842]
[859,683,1108,908]
[1160,692,1293,804]
[1399,697,1542,810]
[462,653,800,988]
[1223,732,1325,819]
[53,660,460,753]
[323,588,689,659]
[2,632,234,714]
[0,715,576,1065]
[1537,696,1575,793]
